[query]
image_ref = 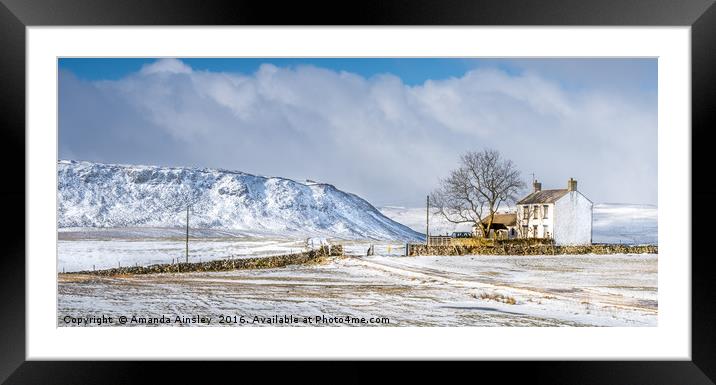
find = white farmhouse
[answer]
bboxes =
[515,178,593,245]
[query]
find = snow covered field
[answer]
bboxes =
[57,202,657,326]
[58,253,656,327]
[57,202,656,273]
[58,228,410,272]
[58,236,307,272]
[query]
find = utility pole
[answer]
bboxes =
[426,195,430,246]
[185,205,189,263]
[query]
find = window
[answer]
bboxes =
[523,205,529,218]
[543,225,549,238]
[543,205,549,219]
[522,225,528,237]
[532,225,538,238]
[532,205,538,219]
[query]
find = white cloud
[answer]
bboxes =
[59,60,657,206]
[140,58,193,75]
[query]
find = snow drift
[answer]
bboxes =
[57,160,423,241]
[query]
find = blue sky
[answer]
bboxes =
[58,58,657,206]
[61,58,480,85]
[60,57,657,91]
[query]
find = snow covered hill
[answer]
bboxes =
[57,160,423,241]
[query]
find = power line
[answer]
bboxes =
[185,205,189,263]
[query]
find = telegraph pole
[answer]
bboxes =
[426,195,430,246]
[185,205,189,263]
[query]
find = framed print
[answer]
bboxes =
[2,0,716,383]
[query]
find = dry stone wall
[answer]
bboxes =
[67,245,341,276]
[406,243,657,256]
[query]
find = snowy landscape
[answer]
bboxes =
[57,160,657,327]
[56,58,658,328]
[59,253,656,327]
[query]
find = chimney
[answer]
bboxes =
[567,178,577,191]
[533,180,542,192]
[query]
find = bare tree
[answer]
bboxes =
[430,149,525,238]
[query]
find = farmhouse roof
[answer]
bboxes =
[517,189,569,204]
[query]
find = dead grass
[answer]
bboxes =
[109,273,135,278]
[473,292,517,305]
[57,273,96,283]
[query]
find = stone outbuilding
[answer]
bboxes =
[473,212,518,239]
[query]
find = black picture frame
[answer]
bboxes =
[2,0,715,383]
